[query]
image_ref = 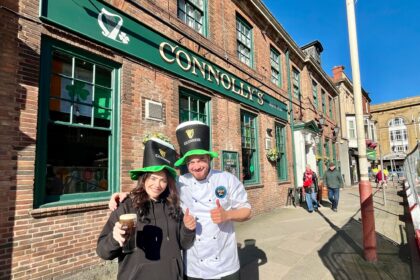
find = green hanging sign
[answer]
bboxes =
[40,0,287,120]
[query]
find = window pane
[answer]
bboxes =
[49,99,71,122]
[96,66,112,88]
[52,51,72,77]
[75,58,93,83]
[46,124,109,195]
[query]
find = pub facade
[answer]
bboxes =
[0,0,337,278]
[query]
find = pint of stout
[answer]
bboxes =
[119,213,137,254]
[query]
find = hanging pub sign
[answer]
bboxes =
[40,0,288,120]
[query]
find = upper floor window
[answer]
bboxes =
[348,119,356,139]
[270,48,282,87]
[388,117,408,153]
[312,80,318,109]
[292,68,300,99]
[321,89,326,114]
[236,16,253,67]
[178,0,207,36]
[328,96,333,118]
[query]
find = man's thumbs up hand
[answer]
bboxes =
[183,208,196,231]
[210,199,228,224]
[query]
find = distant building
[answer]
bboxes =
[371,96,420,172]
[332,66,375,186]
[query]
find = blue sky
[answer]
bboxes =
[262,0,420,105]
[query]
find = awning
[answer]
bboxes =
[383,153,406,160]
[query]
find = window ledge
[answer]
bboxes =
[245,184,264,190]
[30,201,109,218]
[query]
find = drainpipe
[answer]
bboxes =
[286,49,299,205]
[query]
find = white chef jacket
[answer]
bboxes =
[177,169,251,279]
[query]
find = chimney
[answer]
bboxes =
[332,65,345,81]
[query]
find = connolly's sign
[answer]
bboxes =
[40,0,287,120]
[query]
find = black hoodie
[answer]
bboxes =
[97,198,195,280]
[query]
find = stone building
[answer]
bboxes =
[371,96,420,172]
[0,0,337,278]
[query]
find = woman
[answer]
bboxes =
[97,138,196,280]
[302,164,319,213]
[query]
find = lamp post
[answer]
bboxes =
[345,0,377,261]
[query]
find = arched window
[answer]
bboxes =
[388,117,408,153]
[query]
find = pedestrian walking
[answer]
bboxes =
[375,169,387,189]
[323,162,343,212]
[302,164,319,213]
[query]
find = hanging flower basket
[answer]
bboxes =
[266,148,279,162]
[142,132,172,145]
[315,154,323,161]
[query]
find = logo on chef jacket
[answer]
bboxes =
[215,186,227,199]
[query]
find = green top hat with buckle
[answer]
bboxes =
[129,138,177,180]
[174,121,218,167]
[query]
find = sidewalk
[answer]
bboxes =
[236,182,420,280]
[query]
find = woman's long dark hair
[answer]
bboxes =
[130,170,182,222]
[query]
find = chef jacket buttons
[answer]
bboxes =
[213,236,216,239]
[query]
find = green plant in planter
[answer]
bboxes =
[143,132,172,145]
[266,148,279,162]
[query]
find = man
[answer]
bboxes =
[323,162,343,212]
[302,164,319,213]
[109,121,251,280]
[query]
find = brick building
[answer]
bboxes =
[0,0,337,278]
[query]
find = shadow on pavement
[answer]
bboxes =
[317,210,412,280]
[238,239,267,280]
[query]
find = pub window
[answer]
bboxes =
[179,89,210,124]
[317,140,324,177]
[292,67,300,99]
[275,123,288,181]
[270,47,282,87]
[35,38,120,208]
[177,0,207,36]
[236,16,253,67]
[241,111,259,185]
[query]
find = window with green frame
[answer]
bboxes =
[312,80,318,109]
[241,111,259,185]
[325,139,330,162]
[292,67,301,99]
[270,47,282,87]
[332,142,337,165]
[328,96,333,118]
[275,123,287,181]
[177,0,207,36]
[179,89,210,124]
[35,38,120,208]
[317,140,323,177]
[321,89,326,114]
[236,16,253,67]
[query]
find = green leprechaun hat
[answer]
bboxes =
[129,138,177,180]
[174,121,218,167]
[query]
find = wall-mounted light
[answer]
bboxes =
[333,126,340,135]
[266,128,273,135]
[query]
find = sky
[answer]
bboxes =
[262,0,420,105]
